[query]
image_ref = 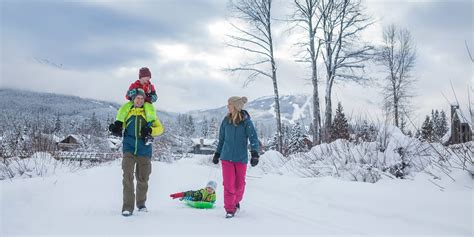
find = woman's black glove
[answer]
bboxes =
[212,153,220,164]
[250,151,259,167]
[108,121,123,137]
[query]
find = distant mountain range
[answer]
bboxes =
[0,89,314,133]
[0,88,176,123]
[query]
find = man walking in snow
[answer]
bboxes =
[109,89,164,216]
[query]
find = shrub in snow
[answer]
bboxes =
[0,152,60,179]
[265,126,471,183]
[0,152,105,180]
[351,120,378,143]
[152,132,193,162]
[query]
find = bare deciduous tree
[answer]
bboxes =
[318,0,373,142]
[377,24,416,128]
[292,0,327,145]
[465,40,473,63]
[227,0,283,152]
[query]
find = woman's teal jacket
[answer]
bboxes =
[216,110,259,164]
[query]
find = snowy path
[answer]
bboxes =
[1,155,472,236]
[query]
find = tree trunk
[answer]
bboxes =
[310,38,321,145]
[394,93,399,127]
[272,69,283,153]
[324,78,333,142]
[268,10,283,153]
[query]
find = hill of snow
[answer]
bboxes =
[1,154,472,236]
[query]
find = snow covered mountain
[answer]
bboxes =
[0,88,176,123]
[0,88,315,138]
[189,94,314,129]
[0,88,118,121]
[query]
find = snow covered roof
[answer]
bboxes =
[60,134,82,144]
[191,138,217,146]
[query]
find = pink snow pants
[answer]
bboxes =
[221,160,247,213]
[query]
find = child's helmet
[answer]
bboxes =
[206,180,217,191]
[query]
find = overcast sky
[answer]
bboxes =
[1,0,472,125]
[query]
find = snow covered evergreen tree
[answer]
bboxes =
[287,122,309,155]
[201,117,209,138]
[186,115,196,137]
[433,110,448,139]
[54,114,61,134]
[431,110,439,139]
[176,114,196,137]
[420,116,434,142]
[88,112,102,137]
[281,124,292,155]
[267,132,279,151]
[438,110,449,138]
[354,120,378,143]
[208,117,219,139]
[331,102,350,141]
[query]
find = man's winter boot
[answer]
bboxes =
[138,206,148,212]
[122,210,132,217]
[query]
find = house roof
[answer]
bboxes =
[191,138,217,146]
[60,134,82,143]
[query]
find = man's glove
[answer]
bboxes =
[250,151,259,167]
[141,126,152,139]
[212,153,220,164]
[150,92,158,103]
[108,121,123,137]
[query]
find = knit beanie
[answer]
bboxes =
[228,96,248,111]
[139,67,152,79]
[131,88,146,100]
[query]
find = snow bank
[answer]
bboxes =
[258,126,473,184]
[2,155,472,236]
[253,150,290,175]
[0,152,106,180]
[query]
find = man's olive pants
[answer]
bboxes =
[122,152,152,212]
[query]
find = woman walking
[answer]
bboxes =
[212,96,260,218]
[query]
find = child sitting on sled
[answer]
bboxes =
[170,180,217,203]
[109,67,158,144]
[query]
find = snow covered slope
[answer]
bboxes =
[0,88,177,125]
[1,155,472,236]
[189,94,313,127]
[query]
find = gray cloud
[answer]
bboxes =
[1,0,472,127]
[362,0,473,123]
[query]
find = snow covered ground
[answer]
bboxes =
[1,154,472,236]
